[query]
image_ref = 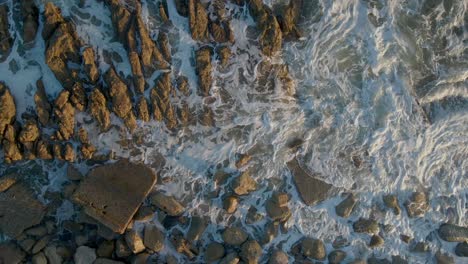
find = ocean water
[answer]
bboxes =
[0,0,467,263]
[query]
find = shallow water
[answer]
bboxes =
[0,0,467,263]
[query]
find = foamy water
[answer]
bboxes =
[0,0,467,262]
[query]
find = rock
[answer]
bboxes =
[404,191,429,218]
[265,193,291,222]
[287,158,339,206]
[455,242,468,257]
[159,2,170,23]
[115,237,131,258]
[72,160,157,234]
[262,221,278,244]
[34,80,51,126]
[143,224,165,252]
[97,240,114,258]
[32,235,51,254]
[328,249,346,264]
[209,20,234,43]
[353,218,379,234]
[134,205,153,221]
[175,0,189,16]
[335,193,357,218]
[220,252,240,264]
[222,227,248,246]
[246,206,264,224]
[104,67,137,131]
[70,82,87,111]
[205,242,225,263]
[131,253,150,264]
[189,0,209,41]
[0,182,45,238]
[248,1,282,56]
[0,173,19,192]
[42,2,64,40]
[231,170,257,195]
[369,234,384,248]
[63,143,75,162]
[157,32,171,62]
[74,246,96,264]
[186,216,207,241]
[89,88,111,131]
[411,241,429,253]
[268,250,288,264]
[125,229,145,254]
[44,246,62,264]
[2,125,23,163]
[0,243,25,264]
[150,192,185,216]
[53,143,63,160]
[240,240,262,264]
[438,223,468,242]
[53,90,75,140]
[136,97,150,122]
[0,5,13,62]
[0,82,16,141]
[171,233,197,259]
[32,252,47,264]
[383,194,401,215]
[195,47,212,96]
[36,140,53,159]
[150,72,178,129]
[218,46,232,67]
[82,47,99,83]
[94,259,125,264]
[18,238,35,252]
[25,225,47,237]
[129,51,145,94]
[223,196,239,214]
[276,0,303,40]
[67,164,83,181]
[199,105,215,126]
[435,251,454,264]
[390,255,407,264]
[301,238,326,260]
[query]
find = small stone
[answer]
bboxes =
[222,227,248,246]
[390,255,408,264]
[455,242,468,257]
[19,238,35,252]
[97,240,114,258]
[143,225,165,252]
[328,249,346,264]
[133,205,154,221]
[400,234,412,243]
[74,246,96,264]
[268,250,288,264]
[219,252,240,264]
[240,240,262,264]
[150,192,185,216]
[266,196,291,222]
[231,171,257,195]
[205,242,225,263]
[369,234,384,248]
[335,193,357,218]
[301,238,326,260]
[186,216,207,241]
[404,191,429,218]
[115,237,131,258]
[353,218,379,234]
[438,223,468,242]
[32,252,47,264]
[125,229,145,254]
[383,194,401,215]
[223,196,238,214]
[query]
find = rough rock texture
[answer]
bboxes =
[256,60,295,95]
[438,223,468,242]
[218,46,232,67]
[0,182,46,238]
[0,243,25,264]
[150,72,178,129]
[136,97,150,122]
[240,240,262,264]
[277,0,303,40]
[223,196,238,214]
[353,218,379,234]
[189,0,209,41]
[383,194,401,215]
[175,0,189,17]
[0,173,18,192]
[125,229,145,254]
[0,82,16,141]
[129,51,145,94]
[195,47,212,96]
[89,88,111,132]
[209,20,234,43]
[82,47,99,83]
[143,225,165,252]
[404,191,429,218]
[301,238,326,260]
[369,234,384,248]
[268,250,289,264]
[21,0,39,44]
[248,0,282,56]
[231,170,257,195]
[53,90,75,140]
[72,160,157,234]
[287,158,339,206]
[171,233,197,259]
[150,192,185,216]
[34,80,51,126]
[0,5,13,62]
[335,193,357,218]
[2,125,23,163]
[435,251,455,264]
[157,32,171,62]
[222,227,248,246]
[205,242,225,263]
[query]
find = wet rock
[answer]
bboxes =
[328,249,346,264]
[265,192,291,222]
[135,97,150,122]
[0,173,19,192]
[195,47,213,96]
[301,238,326,260]
[223,196,239,214]
[235,153,252,169]
[74,246,96,264]
[262,221,279,244]
[268,250,288,264]
[369,234,384,248]
[54,90,75,140]
[0,182,45,238]
[209,20,234,43]
[34,80,51,126]
[218,46,232,67]
[2,125,23,163]
[186,216,207,241]
[383,194,401,215]
[67,164,83,181]
[159,2,170,23]
[171,232,197,259]
[150,72,178,129]
[256,60,295,95]
[44,245,62,264]
[97,240,114,258]
[25,225,47,237]
[353,218,379,234]
[335,193,357,218]
[134,205,153,221]
[390,255,407,264]
[246,206,264,224]
[205,242,225,263]
[0,243,25,264]
[70,82,88,111]
[248,1,282,56]
[89,88,111,132]
[222,227,248,246]
[199,105,215,126]
[125,229,145,254]
[0,82,16,141]
[104,67,137,131]
[143,224,164,252]
[32,235,50,254]
[32,252,47,264]
[157,32,171,62]
[189,0,209,41]
[0,5,13,62]
[131,253,150,264]
[404,191,429,218]
[129,51,145,94]
[95,259,125,264]
[82,47,99,83]
[72,160,157,234]
[36,140,53,160]
[42,2,64,40]
[287,158,339,206]
[455,242,468,257]
[232,170,257,195]
[115,237,131,258]
[276,0,303,40]
[63,143,75,162]
[435,251,455,264]
[175,0,189,17]
[220,252,240,264]
[438,223,468,242]
[150,192,185,216]
[240,240,262,264]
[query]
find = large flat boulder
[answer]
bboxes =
[72,160,157,234]
[0,181,46,238]
[286,158,340,206]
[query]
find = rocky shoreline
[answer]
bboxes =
[0,0,466,264]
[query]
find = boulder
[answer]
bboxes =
[88,88,111,132]
[231,170,257,195]
[328,250,346,264]
[72,160,157,234]
[0,173,19,192]
[195,47,212,96]
[150,72,178,129]
[455,242,468,257]
[32,252,47,264]
[222,227,248,246]
[240,240,262,264]
[21,0,39,44]
[205,242,225,263]
[209,20,234,43]
[128,51,145,94]
[97,240,114,258]
[150,192,185,216]
[189,0,209,41]
[438,223,468,242]
[369,234,384,248]
[335,193,357,218]
[2,125,23,163]
[157,32,171,62]
[0,82,16,141]
[248,1,282,56]
[18,120,40,145]
[143,224,165,252]
[435,251,455,264]
[136,97,150,122]
[268,250,288,264]
[53,90,75,140]
[218,46,232,67]
[82,47,99,83]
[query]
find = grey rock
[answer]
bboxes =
[32,252,47,264]
[383,194,401,215]
[301,238,326,260]
[0,243,25,264]
[32,236,51,254]
[115,237,131,258]
[44,245,62,264]
[455,242,468,257]
[435,251,454,264]
[369,234,384,248]
[205,242,225,263]
[219,252,240,264]
[125,229,145,254]
[328,249,346,264]
[268,250,288,264]
[97,240,114,258]
[404,191,429,218]
[74,246,96,264]
[438,223,468,242]
[131,253,150,264]
[94,259,126,264]
[335,193,357,218]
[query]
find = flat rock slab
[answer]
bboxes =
[0,182,46,238]
[287,158,340,206]
[73,160,156,234]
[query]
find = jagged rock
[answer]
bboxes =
[42,2,64,40]
[218,46,232,67]
[268,250,288,264]
[175,0,189,17]
[89,88,111,131]
[125,229,145,254]
[187,216,207,241]
[335,193,357,218]
[36,140,53,159]
[150,73,178,129]
[22,0,39,44]
[199,105,214,126]
[150,192,185,216]
[189,0,209,41]
[72,160,157,234]
[383,194,401,215]
[134,205,153,221]
[63,143,75,162]
[107,0,132,43]
[209,20,234,43]
[353,218,379,234]
[0,5,13,62]
[136,97,150,122]
[82,47,99,83]
[143,224,164,252]
[74,246,96,264]
[18,120,39,144]
[159,2,170,23]
[195,47,212,96]
[223,196,238,214]
[129,51,145,94]
[262,221,279,244]
[438,223,468,242]
[0,82,16,141]
[265,192,290,222]
[328,250,346,264]
[277,0,303,40]
[220,252,240,264]
[256,60,295,95]
[54,90,75,140]
[246,206,264,224]
[0,182,46,238]
[104,67,137,131]
[222,227,248,246]
[0,243,25,264]
[301,238,326,260]
[115,237,131,258]
[369,234,384,248]
[231,170,257,195]
[171,233,197,259]
[455,242,468,257]
[70,83,87,110]
[287,158,339,206]
[240,240,262,264]
[177,75,190,96]
[248,0,282,56]
[3,125,23,163]
[435,251,455,264]
[205,242,225,263]
[52,143,63,160]
[157,32,171,62]
[34,80,51,126]
[404,191,429,218]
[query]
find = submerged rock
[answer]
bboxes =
[186,216,207,242]
[248,0,282,56]
[301,238,326,260]
[383,194,401,215]
[222,227,248,246]
[143,224,165,252]
[438,223,468,242]
[72,160,157,234]
[223,196,239,214]
[220,252,240,264]
[268,250,288,264]
[353,218,379,234]
[0,5,13,62]
[150,192,185,216]
[328,250,347,264]
[369,234,384,248]
[265,192,291,222]
[88,88,111,132]
[455,242,468,257]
